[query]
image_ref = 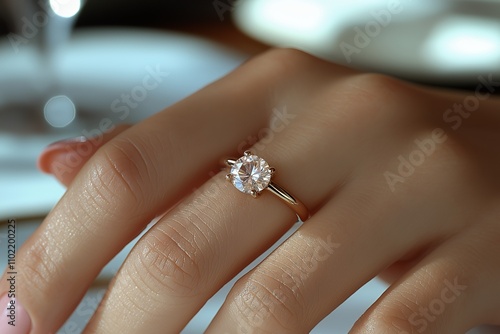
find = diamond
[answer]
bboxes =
[230,153,272,195]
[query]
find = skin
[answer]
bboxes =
[4,48,500,333]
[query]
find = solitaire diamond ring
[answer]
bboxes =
[224,151,309,221]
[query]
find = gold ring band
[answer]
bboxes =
[224,151,310,221]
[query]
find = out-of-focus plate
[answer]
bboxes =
[0,28,246,119]
[0,28,246,220]
[234,0,500,85]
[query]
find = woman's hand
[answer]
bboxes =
[4,49,500,334]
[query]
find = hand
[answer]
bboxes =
[4,49,500,334]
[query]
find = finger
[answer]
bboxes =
[351,219,500,334]
[378,251,430,285]
[205,93,490,333]
[37,124,132,186]
[83,66,364,332]
[0,49,346,333]
[204,181,435,334]
[84,171,295,333]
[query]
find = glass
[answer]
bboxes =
[0,0,83,134]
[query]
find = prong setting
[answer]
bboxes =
[227,153,272,196]
[223,152,309,221]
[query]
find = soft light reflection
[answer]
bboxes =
[423,16,500,71]
[49,0,82,18]
[260,0,327,33]
[44,95,76,128]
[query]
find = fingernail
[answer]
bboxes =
[45,136,88,150]
[37,136,88,174]
[0,293,31,334]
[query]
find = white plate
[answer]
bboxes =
[234,0,500,85]
[0,28,246,220]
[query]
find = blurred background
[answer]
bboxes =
[1,0,499,332]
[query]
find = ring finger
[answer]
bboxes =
[1,49,329,334]
[83,99,354,332]
[82,68,456,333]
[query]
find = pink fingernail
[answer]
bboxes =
[0,293,31,334]
[46,136,88,148]
[37,136,88,174]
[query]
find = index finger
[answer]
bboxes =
[0,49,339,333]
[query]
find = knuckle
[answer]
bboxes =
[350,72,411,98]
[264,48,317,65]
[90,136,152,209]
[132,222,206,298]
[229,271,304,332]
[353,306,420,334]
[250,48,321,80]
[310,73,419,135]
[352,291,433,334]
[343,73,416,115]
[128,178,227,299]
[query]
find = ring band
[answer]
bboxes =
[224,151,310,221]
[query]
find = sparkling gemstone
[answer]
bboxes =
[230,154,272,194]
